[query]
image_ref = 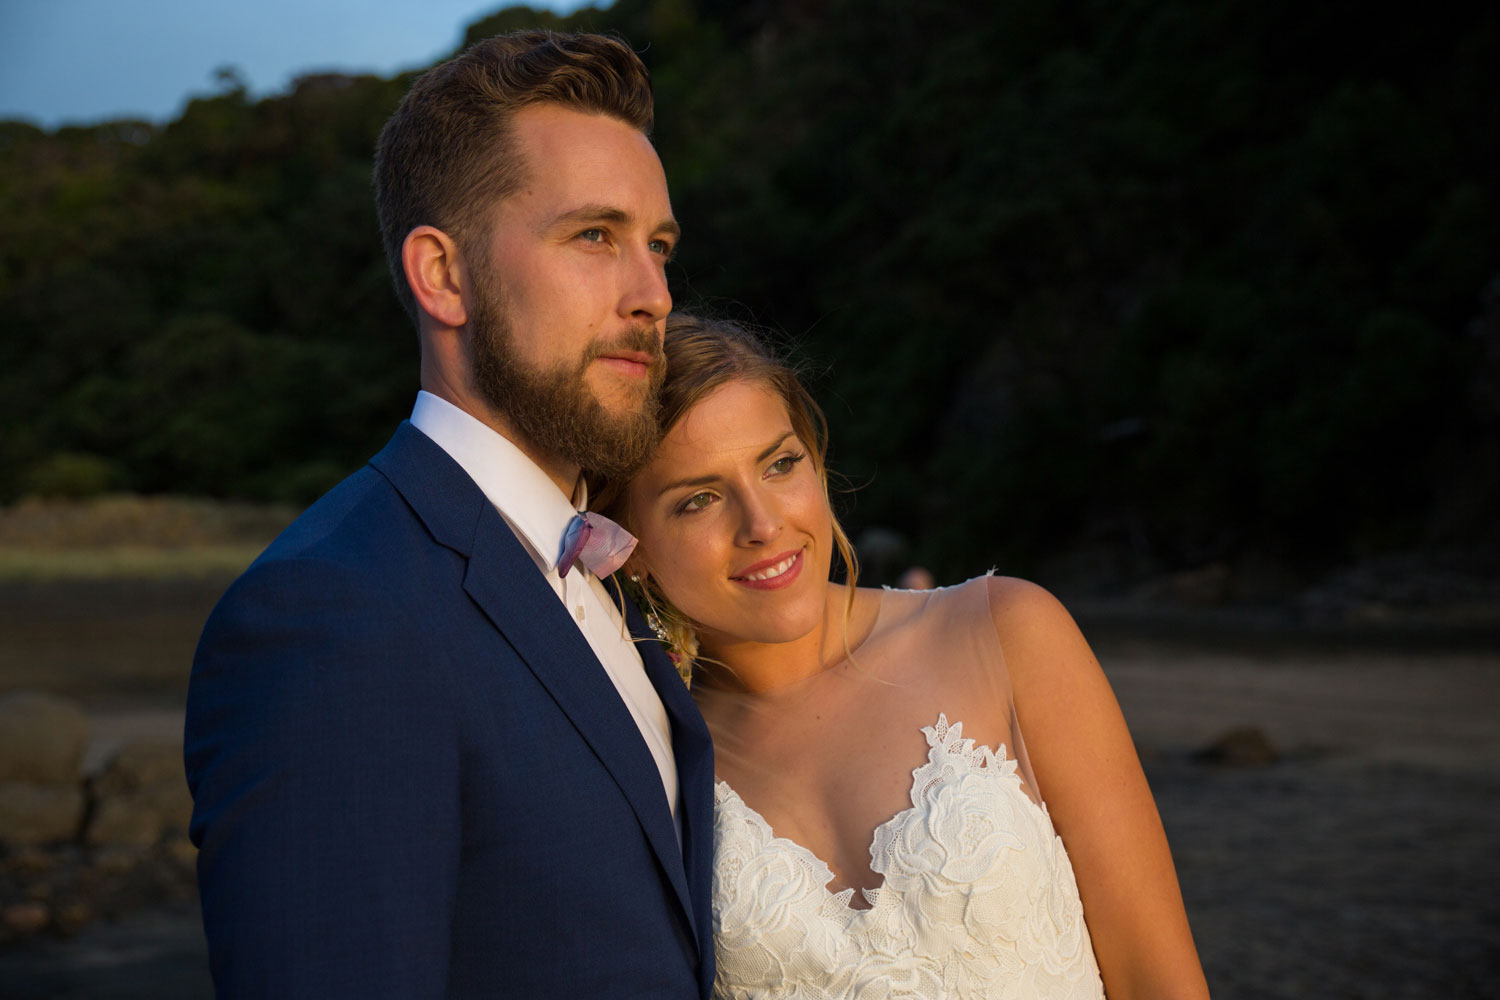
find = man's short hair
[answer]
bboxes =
[374,31,655,325]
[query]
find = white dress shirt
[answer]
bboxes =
[409,391,679,835]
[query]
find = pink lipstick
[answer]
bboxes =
[729,548,804,591]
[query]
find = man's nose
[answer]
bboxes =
[620,248,671,322]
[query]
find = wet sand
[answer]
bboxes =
[1094,629,1500,999]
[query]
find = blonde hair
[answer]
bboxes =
[597,313,859,676]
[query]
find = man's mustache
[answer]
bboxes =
[584,324,666,370]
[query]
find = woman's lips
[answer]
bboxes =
[730,549,804,591]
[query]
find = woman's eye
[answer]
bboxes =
[769,453,806,476]
[679,491,716,514]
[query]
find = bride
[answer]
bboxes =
[600,314,1209,999]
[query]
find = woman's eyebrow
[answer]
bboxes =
[754,432,792,463]
[655,432,793,497]
[657,473,717,498]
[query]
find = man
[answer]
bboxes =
[184,31,713,998]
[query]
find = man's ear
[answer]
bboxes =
[402,225,468,329]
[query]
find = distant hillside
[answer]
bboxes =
[3,0,1496,586]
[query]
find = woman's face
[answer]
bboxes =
[625,378,834,653]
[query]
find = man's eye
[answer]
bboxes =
[579,229,605,243]
[649,238,674,257]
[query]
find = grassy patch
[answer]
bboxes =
[0,545,265,581]
[0,494,296,549]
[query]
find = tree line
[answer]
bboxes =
[2,0,1496,586]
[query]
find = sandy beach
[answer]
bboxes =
[1097,628,1500,999]
[0,577,1496,998]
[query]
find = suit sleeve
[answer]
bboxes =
[185,556,462,998]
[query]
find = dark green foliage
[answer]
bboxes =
[651,0,1500,579]
[1,0,1495,583]
[0,69,415,507]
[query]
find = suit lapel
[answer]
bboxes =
[371,423,704,955]
[623,598,716,972]
[464,510,698,939]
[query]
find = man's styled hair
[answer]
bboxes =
[374,31,655,324]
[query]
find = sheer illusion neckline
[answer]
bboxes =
[693,585,897,698]
[713,714,1040,916]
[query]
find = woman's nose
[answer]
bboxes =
[734,492,781,547]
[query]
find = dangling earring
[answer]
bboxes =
[625,571,692,687]
[628,571,670,641]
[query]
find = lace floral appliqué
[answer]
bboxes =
[710,716,1104,999]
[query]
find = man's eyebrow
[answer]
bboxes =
[547,204,681,239]
[655,433,793,498]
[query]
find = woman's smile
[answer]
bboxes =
[730,548,805,589]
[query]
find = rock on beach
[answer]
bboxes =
[0,693,91,848]
[0,693,90,785]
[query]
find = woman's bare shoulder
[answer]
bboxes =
[859,574,1074,641]
[977,575,1096,684]
[980,573,1073,621]
[978,575,1086,638]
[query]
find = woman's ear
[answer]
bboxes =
[402,225,468,329]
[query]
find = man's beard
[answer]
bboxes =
[467,278,666,480]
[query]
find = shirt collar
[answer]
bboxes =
[409,390,581,573]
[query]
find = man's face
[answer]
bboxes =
[465,103,678,479]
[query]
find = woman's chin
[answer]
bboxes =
[697,609,825,654]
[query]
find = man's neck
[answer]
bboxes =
[418,380,580,499]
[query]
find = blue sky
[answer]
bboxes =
[0,1,591,129]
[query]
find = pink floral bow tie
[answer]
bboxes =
[557,511,637,578]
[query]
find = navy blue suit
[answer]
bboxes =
[185,422,715,998]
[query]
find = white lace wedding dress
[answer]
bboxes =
[708,582,1105,999]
